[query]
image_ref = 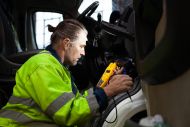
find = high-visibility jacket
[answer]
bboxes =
[0,50,101,127]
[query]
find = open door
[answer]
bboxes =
[134,0,190,126]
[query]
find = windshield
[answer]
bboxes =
[79,0,132,22]
[79,0,112,22]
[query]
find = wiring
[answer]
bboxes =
[105,97,118,123]
[105,77,118,123]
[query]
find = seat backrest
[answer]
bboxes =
[0,2,22,74]
[0,3,21,56]
[0,4,19,108]
[0,1,42,108]
[0,1,38,108]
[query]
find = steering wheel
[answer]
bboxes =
[78,1,99,20]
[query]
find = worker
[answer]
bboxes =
[0,19,133,127]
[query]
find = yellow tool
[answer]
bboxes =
[97,61,133,102]
[97,62,117,88]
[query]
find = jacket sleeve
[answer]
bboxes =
[25,64,100,126]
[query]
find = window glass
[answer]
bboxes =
[112,0,133,13]
[78,0,112,22]
[35,12,63,49]
[79,0,132,22]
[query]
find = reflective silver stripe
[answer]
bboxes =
[45,92,75,116]
[86,88,100,116]
[9,96,36,107]
[8,96,42,112]
[0,110,33,123]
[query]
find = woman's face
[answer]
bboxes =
[64,30,87,66]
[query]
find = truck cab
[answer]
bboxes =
[0,0,189,126]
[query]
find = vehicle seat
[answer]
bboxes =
[0,3,40,108]
[109,3,136,58]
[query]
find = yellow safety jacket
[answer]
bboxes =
[0,50,101,127]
